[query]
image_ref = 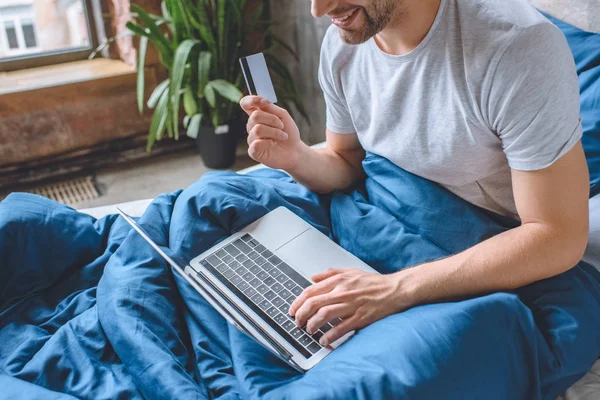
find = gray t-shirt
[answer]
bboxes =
[319,0,582,218]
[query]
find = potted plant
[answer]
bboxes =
[114,0,307,169]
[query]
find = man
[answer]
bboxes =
[239,0,589,351]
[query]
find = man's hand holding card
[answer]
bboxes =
[239,53,305,171]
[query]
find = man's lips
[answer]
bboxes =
[329,8,358,24]
[330,8,360,28]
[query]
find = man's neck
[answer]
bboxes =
[374,0,442,56]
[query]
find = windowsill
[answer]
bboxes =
[0,58,136,95]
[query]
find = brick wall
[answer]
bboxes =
[0,0,163,171]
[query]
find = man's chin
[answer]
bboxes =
[339,29,373,45]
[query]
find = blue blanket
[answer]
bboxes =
[1,154,600,400]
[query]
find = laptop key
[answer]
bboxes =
[299,335,313,347]
[262,261,275,272]
[230,275,242,285]
[222,255,234,264]
[279,288,292,299]
[277,262,312,289]
[242,272,254,282]
[237,281,249,291]
[330,318,342,326]
[206,255,221,266]
[271,282,284,292]
[262,249,274,259]
[274,313,287,325]
[223,268,235,279]
[215,263,228,273]
[241,234,253,242]
[244,287,257,298]
[291,286,303,297]
[320,323,333,333]
[224,244,240,257]
[234,240,252,254]
[255,257,267,266]
[290,328,304,339]
[308,342,322,354]
[248,251,259,260]
[268,268,282,278]
[215,249,227,258]
[251,294,264,304]
[237,266,248,276]
[229,261,241,270]
[259,300,271,311]
[283,280,296,290]
[268,255,282,265]
[249,265,262,275]
[264,290,276,301]
[282,320,295,332]
[256,271,269,281]
[249,278,262,288]
[271,296,284,307]
[278,303,290,314]
[235,253,248,262]
[242,259,254,268]
[255,244,266,253]
[263,276,276,286]
[276,274,288,284]
[266,306,279,318]
[248,239,259,247]
[311,331,324,342]
[256,284,269,294]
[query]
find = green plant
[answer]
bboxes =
[109,0,306,151]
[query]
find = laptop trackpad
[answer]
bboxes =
[276,229,375,281]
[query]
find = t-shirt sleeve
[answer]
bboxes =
[318,32,356,134]
[486,22,582,171]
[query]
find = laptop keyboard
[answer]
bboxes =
[198,233,339,358]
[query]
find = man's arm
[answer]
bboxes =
[288,129,365,193]
[290,142,590,346]
[399,141,589,302]
[240,96,365,193]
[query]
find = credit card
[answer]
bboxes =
[239,53,278,104]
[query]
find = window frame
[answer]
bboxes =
[0,0,105,72]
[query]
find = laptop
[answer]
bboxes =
[118,206,378,371]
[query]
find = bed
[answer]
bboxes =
[74,147,600,400]
[75,3,600,397]
[1,1,599,399]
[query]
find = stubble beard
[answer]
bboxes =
[339,0,404,45]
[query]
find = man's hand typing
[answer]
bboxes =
[288,268,413,347]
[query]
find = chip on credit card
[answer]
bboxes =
[239,53,278,104]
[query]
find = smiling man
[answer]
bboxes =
[240,0,588,358]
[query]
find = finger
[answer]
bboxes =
[239,95,264,115]
[306,303,352,334]
[311,268,346,283]
[247,139,273,162]
[257,100,295,127]
[289,278,338,316]
[320,315,361,347]
[247,110,285,131]
[249,124,288,142]
[294,292,340,328]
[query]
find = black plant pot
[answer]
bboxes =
[196,120,242,169]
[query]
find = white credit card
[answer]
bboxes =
[239,53,278,104]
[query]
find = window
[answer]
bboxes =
[0,0,103,72]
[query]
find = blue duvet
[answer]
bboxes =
[1,154,600,399]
